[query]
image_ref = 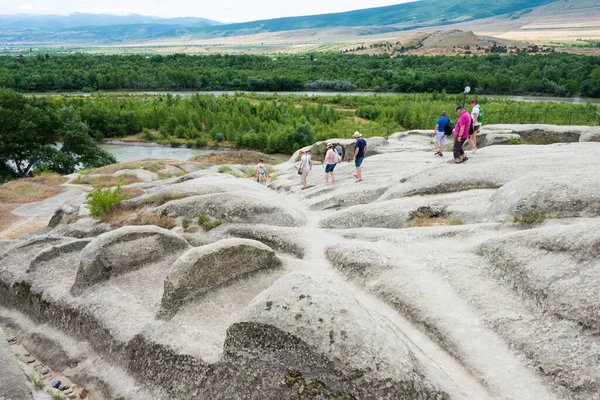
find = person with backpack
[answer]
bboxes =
[469,99,483,152]
[454,105,471,164]
[433,111,451,157]
[299,150,313,190]
[335,143,344,162]
[323,143,339,184]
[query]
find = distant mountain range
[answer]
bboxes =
[0,0,571,45]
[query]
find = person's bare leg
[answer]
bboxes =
[356,167,362,182]
[472,128,478,149]
[331,171,336,182]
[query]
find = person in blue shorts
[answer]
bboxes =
[351,131,368,183]
[433,111,450,157]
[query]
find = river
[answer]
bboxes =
[28,90,600,105]
[98,142,218,163]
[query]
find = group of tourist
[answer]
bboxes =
[255,99,482,187]
[297,132,367,189]
[434,99,482,164]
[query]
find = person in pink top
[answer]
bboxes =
[453,105,471,164]
[323,143,338,183]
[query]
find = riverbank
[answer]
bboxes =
[23,90,600,105]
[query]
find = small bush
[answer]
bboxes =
[31,375,44,390]
[203,219,222,231]
[218,165,233,174]
[198,214,222,231]
[169,139,183,148]
[518,211,544,224]
[194,136,208,147]
[182,217,191,229]
[215,133,225,143]
[198,214,208,225]
[86,183,125,219]
[508,138,522,145]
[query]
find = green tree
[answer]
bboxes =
[0,89,60,176]
[0,90,115,177]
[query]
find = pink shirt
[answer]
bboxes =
[454,111,472,139]
[324,148,337,165]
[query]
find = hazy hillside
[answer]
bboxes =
[196,0,557,36]
[0,0,560,45]
[0,13,221,31]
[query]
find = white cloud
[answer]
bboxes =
[17,4,34,10]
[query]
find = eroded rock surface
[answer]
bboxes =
[161,238,281,316]
[72,226,191,294]
[0,127,598,400]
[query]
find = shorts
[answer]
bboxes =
[301,169,310,180]
[434,131,446,145]
[325,164,336,173]
[355,157,364,168]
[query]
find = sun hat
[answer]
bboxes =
[326,143,332,147]
[353,131,361,138]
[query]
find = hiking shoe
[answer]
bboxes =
[462,157,469,162]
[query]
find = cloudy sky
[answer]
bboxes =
[2,0,414,23]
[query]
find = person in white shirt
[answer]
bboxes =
[469,99,481,151]
[299,150,312,190]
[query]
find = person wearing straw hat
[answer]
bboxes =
[351,131,367,182]
[323,142,338,184]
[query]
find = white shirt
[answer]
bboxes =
[301,154,311,171]
[471,105,481,126]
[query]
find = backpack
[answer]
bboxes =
[478,107,485,123]
[444,121,454,136]
[332,151,340,164]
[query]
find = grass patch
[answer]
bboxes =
[31,171,69,186]
[182,217,191,229]
[522,135,560,145]
[47,390,64,400]
[31,375,44,390]
[407,217,462,228]
[122,187,145,200]
[508,138,522,145]
[86,160,165,175]
[73,174,142,188]
[218,165,233,174]
[517,211,544,224]
[0,180,63,204]
[191,150,277,166]
[198,214,222,231]
[102,207,177,229]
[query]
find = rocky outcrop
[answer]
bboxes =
[155,191,306,227]
[72,226,191,294]
[1,126,599,400]
[225,273,451,399]
[0,334,32,400]
[160,238,281,317]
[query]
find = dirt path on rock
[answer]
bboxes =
[0,187,87,239]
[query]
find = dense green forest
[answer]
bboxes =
[54,92,600,152]
[1,88,599,181]
[2,53,600,97]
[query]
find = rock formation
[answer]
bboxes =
[0,126,598,399]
